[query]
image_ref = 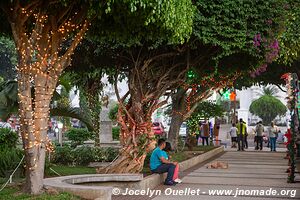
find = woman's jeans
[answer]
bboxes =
[270,137,277,151]
[202,137,209,145]
[151,163,176,183]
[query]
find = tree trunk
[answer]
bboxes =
[3,1,89,193]
[102,105,154,173]
[23,143,46,193]
[18,73,55,194]
[86,94,101,146]
[168,88,185,150]
[100,74,158,173]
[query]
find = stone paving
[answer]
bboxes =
[113,148,300,200]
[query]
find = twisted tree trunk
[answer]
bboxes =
[100,47,188,173]
[103,98,155,173]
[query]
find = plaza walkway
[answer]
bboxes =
[113,149,300,200]
[152,149,299,200]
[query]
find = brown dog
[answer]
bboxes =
[206,161,228,169]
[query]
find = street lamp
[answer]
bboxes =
[57,121,63,146]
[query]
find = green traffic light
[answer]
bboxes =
[187,70,195,78]
[223,90,230,100]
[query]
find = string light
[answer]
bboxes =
[174,71,242,117]
[9,4,90,171]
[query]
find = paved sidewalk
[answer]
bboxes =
[113,150,300,200]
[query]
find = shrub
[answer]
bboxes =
[65,128,93,147]
[112,126,120,141]
[51,145,119,166]
[109,104,118,121]
[93,147,108,162]
[72,146,95,166]
[51,145,74,165]
[0,128,19,149]
[0,147,24,177]
[103,147,119,162]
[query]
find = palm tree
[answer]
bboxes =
[255,85,280,97]
[250,85,286,125]
[0,80,93,131]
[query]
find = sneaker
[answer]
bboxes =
[174,178,182,183]
[164,180,177,186]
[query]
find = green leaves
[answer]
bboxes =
[65,128,93,147]
[0,128,19,149]
[187,101,224,135]
[0,36,16,79]
[249,95,287,125]
[193,0,286,66]
[278,2,300,64]
[0,81,18,120]
[92,0,195,46]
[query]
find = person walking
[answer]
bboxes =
[243,120,248,149]
[200,120,209,146]
[255,121,264,150]
[229,123,238,148]
[236,118,246,151]
[268,121,279,152]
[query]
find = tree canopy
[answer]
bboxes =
[0,0,198,194]
[187,101,224,135]
[249,95,287,125]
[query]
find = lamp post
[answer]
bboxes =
[57,121,64,147]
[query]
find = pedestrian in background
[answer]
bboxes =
[214,121,220,145]
[243,120,248,149]
[268,121,279,152]
[229,123,238,148]
[255,121,264,150]
[200,120,210,146]
[236,118,246,151]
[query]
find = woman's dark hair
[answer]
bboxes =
[157,138,166,146]
[163,142,172,152]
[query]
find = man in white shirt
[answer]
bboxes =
[229,123,238,148]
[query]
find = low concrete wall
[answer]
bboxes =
[139,146,224,190]
[44,174,143,200]
[43,146,224,199]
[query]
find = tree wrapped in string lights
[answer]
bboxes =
[0,0,91,194]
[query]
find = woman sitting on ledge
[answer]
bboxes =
[162,142,182,183]
[150,138,178,186]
